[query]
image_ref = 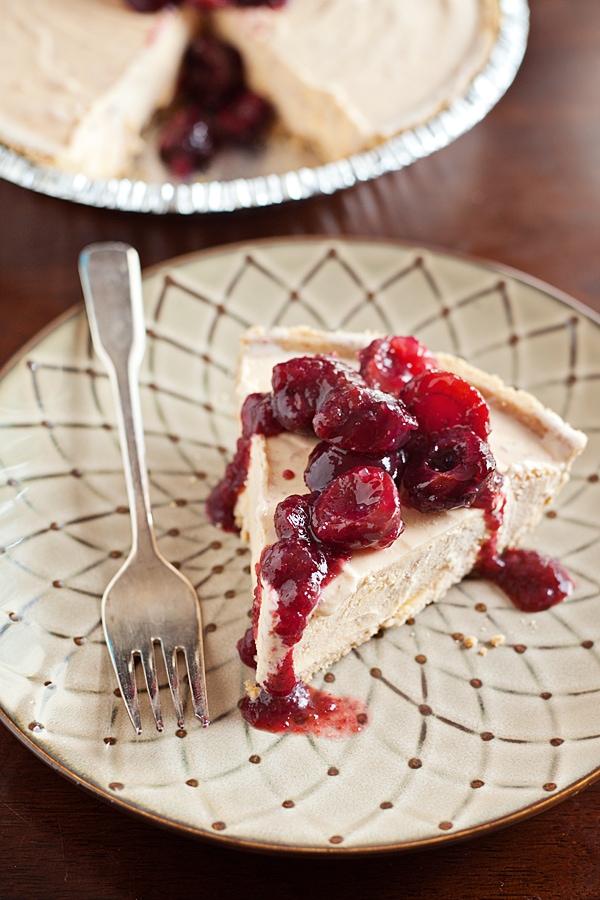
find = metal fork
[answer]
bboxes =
[79,242,209,734]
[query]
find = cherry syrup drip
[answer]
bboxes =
[472,481,574,611]
[207,338,575,734]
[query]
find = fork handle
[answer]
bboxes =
[79,242,157,558]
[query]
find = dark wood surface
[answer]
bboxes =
[1,1,598,897]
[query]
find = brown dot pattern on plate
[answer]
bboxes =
[249,755,261,764]
[329,835,344,845]
[380,801,393,809]
[109,782,124,791]
[550,738,564,746]
[3,240,600,855]
[470,780,485,789]
[415,654,427,664]
[408,759,422,770]
[475,603,487,612]
[212,822,226,831]
[514,644,527,654]
[541,692,553,700]
[28,721,44,733]
[205,623,217,633]
[104,737,116,745]
[543,783,557,792]
[328,767,339,777]
[74,636,87,646]
[324,673,335,683]
[176,729,187,739]
[470,679,483,689]
[282,800,295,809]
[438,821,453,831]
[186,779,199,787]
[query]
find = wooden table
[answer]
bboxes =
[1,1,598,897]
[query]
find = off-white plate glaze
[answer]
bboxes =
[0,1,528,214]
[0,238,598,854]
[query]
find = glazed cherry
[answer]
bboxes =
[313,383,417,453]
[240,392,283,437]
[477,548,574,612]
[403,426,496,513]
[178,34,244,110]
[260,538,329,641]
[158,107,216,176]
[215,91,274,145]
[273,493,316,541]
[271,356,362,433]
[359,335,439,396]
[311,466,404,550]
[402,370,491,440]
[304,441,405,492]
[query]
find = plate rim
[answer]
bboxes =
[1,235,598,856]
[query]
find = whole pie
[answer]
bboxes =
[0,0,502,179]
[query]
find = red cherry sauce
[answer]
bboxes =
[473,479,574,612]
[206,392,283,532]
[238,538,368,736]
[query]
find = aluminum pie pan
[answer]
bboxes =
[0,0,528,215]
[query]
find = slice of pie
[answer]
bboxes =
[207,326,586,733]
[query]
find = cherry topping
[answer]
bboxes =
[273,493,316,541]
[313,383,417,453]
[305,440,405,492]
[477,548,574,612]
[271,356,362,433]
[260,538,329,644]
[240,392,283,438]
[215,90,274,146]
[158,107,216,177]
[403,426,496,512]
[359,335,439,396]
[311,467,403,550]
[178,34,244,111]
[402,371,491,440]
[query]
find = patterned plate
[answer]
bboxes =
[0,238,598,854]
[0,1,528,214]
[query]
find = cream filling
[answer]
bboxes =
[0,0,196,177]
[214,0,498,160]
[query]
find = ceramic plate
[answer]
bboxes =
[1,238,599,854]
[0,1,528,214]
